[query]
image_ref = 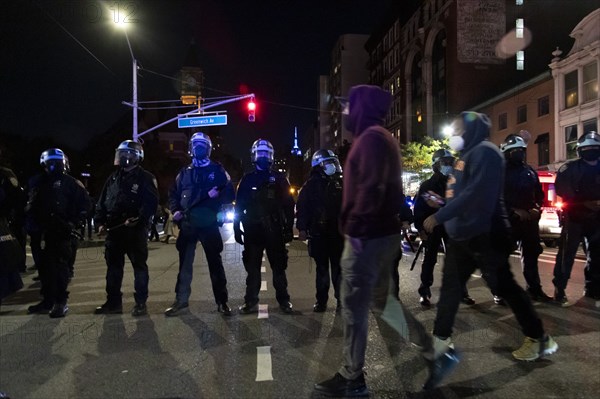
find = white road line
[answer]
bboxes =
[261,266,266,273]
[258,304,269,319]
[260,281,267,291]
[255,346,273,381]
[262,256,266,261]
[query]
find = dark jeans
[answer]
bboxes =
[433,233,544,340]
[242,224,290,306]
[38,234,72,304]
[512,217,544,291]
[553,216,600,293]
[104,226,149,305]
[174,224,228,304]
[308,233,343,304]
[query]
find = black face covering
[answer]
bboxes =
[506,148,526,164]
[45,160,65,176]
[580,148,600,162]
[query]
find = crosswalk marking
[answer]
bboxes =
[224,235,236,244]
[260,281,267,291]
[255,346,273,381]
[258,304,269,319]
[261,266,266,273]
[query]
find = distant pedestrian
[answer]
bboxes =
[25,148,90,318]
[94,140,158,316]
[164,133,235,317]
[552,131,600,305]
[315,85,432,397]
[500,134,552,302]
[422,112,557,390]
[161,205,175,243]
[234,139,295,314]
[296,149,344,313]
[148,204,161,242]
[413,148,474,307]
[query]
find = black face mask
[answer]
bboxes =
[580,149,600,162]
[506,149,526,164]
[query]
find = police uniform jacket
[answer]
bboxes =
[296,169,342,237]
[504,162,543,215]
[168,161,234,228]
[235,169,295,231]
[26,173,91,237]
[555,158,600,222]
[95,166,158,228]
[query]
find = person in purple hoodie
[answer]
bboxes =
[314,85,432,397]
[421,111,558,390]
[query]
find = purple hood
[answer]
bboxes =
[347,85,393,137]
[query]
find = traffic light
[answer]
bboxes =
[247,99,256,122]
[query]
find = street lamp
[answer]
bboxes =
[115,23,139,142]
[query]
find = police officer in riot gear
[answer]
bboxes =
[413,148,474,307]
[553,131,600,305]
[164,132,235,317]
[26,148,91,317]
[94,140,159,316]
[234,139,295,314]
[296,149,343,312]
[500,134,552,302]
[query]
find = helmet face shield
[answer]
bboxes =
[188,132,212,160]
[114,140,143,167]
[251,139,274,170]
[576,131,600,161]
[40,148,66,175]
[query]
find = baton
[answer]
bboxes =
[410,240,425,271]
[106,217,139,232]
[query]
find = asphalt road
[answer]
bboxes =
[1,225,598,399]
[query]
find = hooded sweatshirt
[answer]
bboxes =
[434,111,506,240]
[339,85,403,239]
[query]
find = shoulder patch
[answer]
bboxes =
[75,179,86,189]
[558,163,569,173]
[9,177,19,188]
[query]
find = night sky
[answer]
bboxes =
[1,0,395,160]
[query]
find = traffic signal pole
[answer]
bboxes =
[135,93,255,140]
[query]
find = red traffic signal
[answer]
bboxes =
[247,100,256,122]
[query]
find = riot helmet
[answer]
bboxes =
[500,134,527,164]
[431,148,454,176]
[188,132,212,161]
[576,131,600,162]
[251,139,274,170]
[312,149,342,176]
[114,140,144,168]
[40,148,67,175]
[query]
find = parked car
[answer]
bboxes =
[537,171,563,247]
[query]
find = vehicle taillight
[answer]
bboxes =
[555,201,564,210]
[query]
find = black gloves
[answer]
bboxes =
[283,227,293,243]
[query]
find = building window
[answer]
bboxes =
[565,125,578,159]
[516,19,524,38]
[583,118,598,135]
[499,113,508,130]
[565,70,578,108]
[538,95,549,116]
[535,133,550,166]
[516,51,524,70]
[517,105,527,124]
[516,0,523,4]
[583,62,598,103]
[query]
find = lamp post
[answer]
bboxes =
[124,30,139,142]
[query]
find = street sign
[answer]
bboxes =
[178,114,227,128]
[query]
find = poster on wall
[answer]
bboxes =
[457,0,505,64]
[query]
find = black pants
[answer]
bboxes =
[174,224,228,304]
[309,233,343,304]
[512,217,544,291]
[104,225,149,305]
[553,216,600,294]
[242,224,290,306]
[38,233,72,304]
[433,233,544,340]
[149,222,159,241]
[29,231,43,268]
